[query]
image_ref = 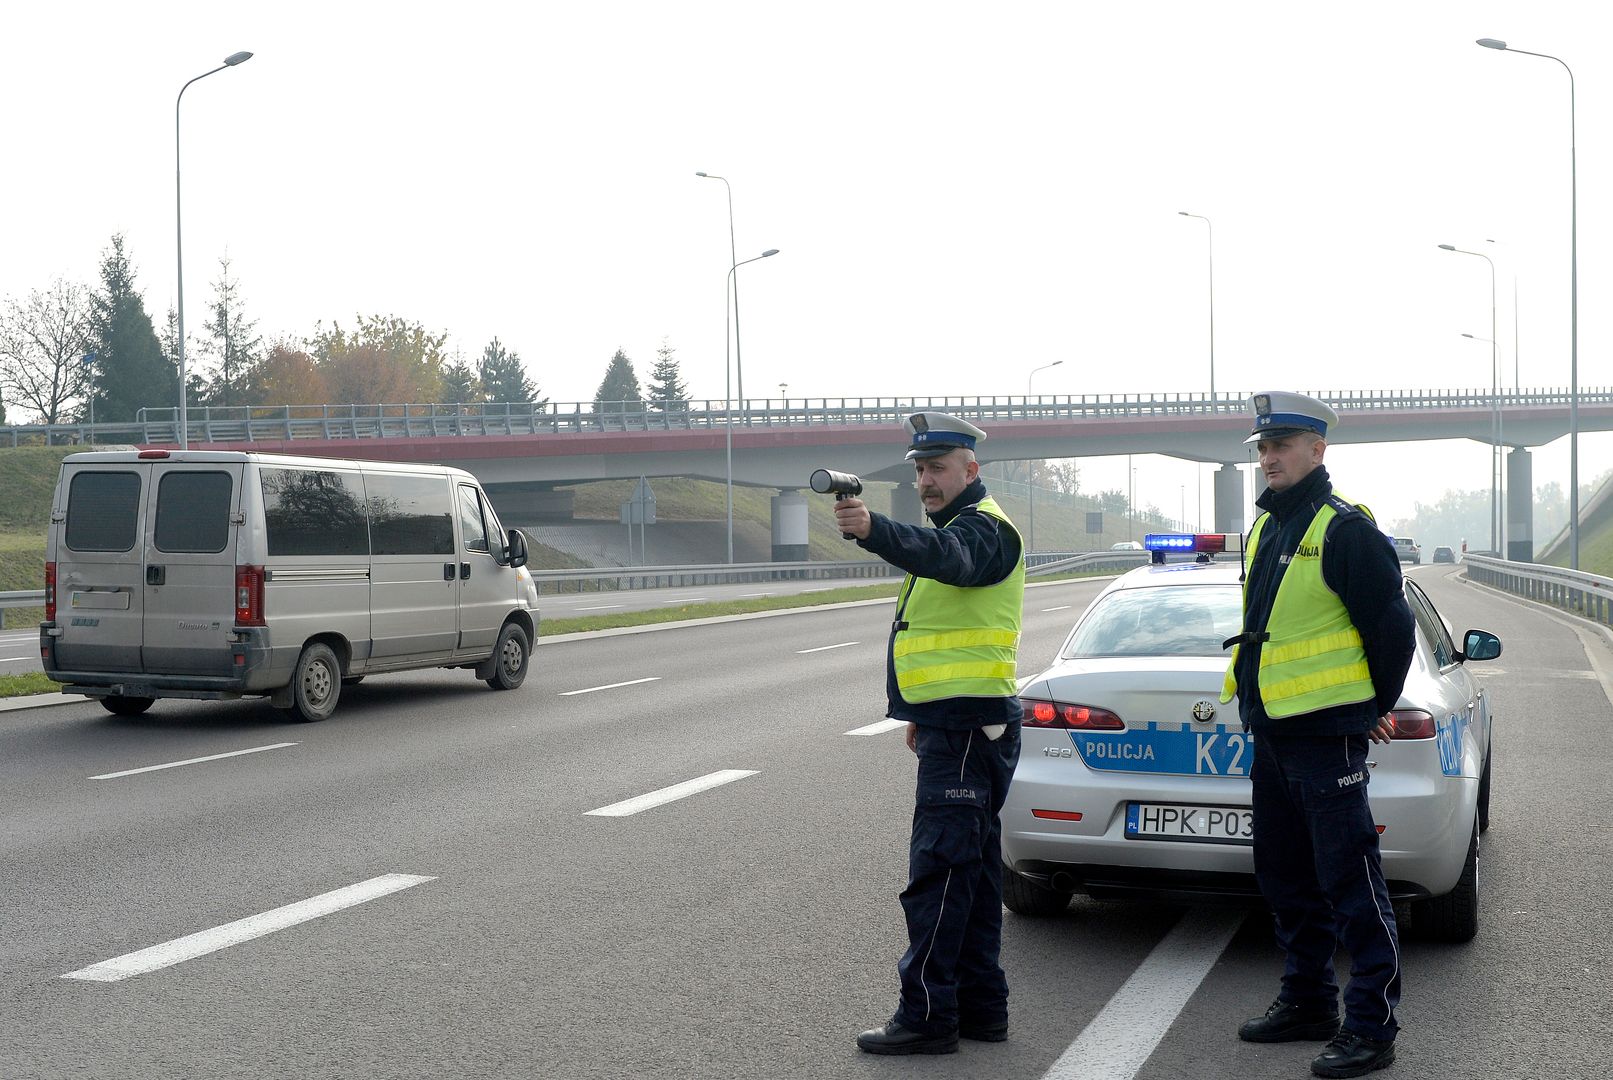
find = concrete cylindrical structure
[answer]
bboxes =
[891,481,923,525]
[1214,463,1244,535]
[1507,448,1532,562]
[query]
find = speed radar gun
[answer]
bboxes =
[810,468,863,539]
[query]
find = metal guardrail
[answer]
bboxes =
[1461,554,1613,627]
[0,386,1602,445]
[528,559,899,593]
[0,590,45,630]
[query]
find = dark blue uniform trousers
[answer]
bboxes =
[1251,732,1401,1043]
[895,722,1021,1036]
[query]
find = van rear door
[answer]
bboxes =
[53,463,150,673]
[141,463,245,676]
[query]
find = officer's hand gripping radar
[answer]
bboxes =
[810,468,863,539]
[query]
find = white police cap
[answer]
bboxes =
[903,411,988,460]
[1245,391,1339,445]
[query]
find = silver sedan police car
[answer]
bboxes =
[1002,537,1500,942]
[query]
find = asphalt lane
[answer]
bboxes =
[1,571,1607,1079]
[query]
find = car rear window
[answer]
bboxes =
[261,467,369,557]
[65,471,142,552]
[1062,583,1245,658]
[155,471,234,553]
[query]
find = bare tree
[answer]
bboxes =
[0,278,93,424]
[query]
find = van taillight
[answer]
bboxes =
[45,562,56,622]
[235,565,265,626]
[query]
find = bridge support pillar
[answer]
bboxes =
[772,491,809,561]
[1507,448,1532,562]
[1213,464,1244,535]
[891,481,923,525]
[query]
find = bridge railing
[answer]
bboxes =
[1462,554,1613,628]
[0,387,1605,446]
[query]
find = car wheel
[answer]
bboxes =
[1002,866,1074,917]
[1412,814,1478,943]
[485,622,530,691]
[1477,741,1492,834]
[278,643,341,723]
[100,695,155,717]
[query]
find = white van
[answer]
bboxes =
[41,449,539,722]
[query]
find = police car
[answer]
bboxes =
[1002,533,1501,942]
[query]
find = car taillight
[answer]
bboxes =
[45,561,56,622]
[1020,697,1126,730]
[235,565,265,626]
[1388,709,1435,739]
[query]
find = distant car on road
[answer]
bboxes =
[1393,536,1422,564]
[1002,540,1501,942]
[1109,541,1143,550]
[1432,546,1457,564]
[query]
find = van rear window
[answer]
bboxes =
[261,468,369,556]
[66,471,142,552]
[155,471,234,553]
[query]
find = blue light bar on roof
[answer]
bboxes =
[1144,533,1240,554]
[1144,533,1197,551]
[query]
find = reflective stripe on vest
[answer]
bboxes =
[893,495,1025,703]
[1220,496,1376,718]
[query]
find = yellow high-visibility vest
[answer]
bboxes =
[1221,496,1377,718]
[893,495,1025,703]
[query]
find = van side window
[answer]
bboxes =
[262,468,369,556]
[155,471,234,553]
[458,485,489,554]
[368,474,454,555]
[66,471,142,552]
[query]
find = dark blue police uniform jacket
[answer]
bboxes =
[856,478,1024,1036]
[1235,464,1415,1044]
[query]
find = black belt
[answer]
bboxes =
[1221,631,1270,650]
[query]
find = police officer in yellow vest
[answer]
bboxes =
[836,412,1024,1057]
[1222,392,1415,1080]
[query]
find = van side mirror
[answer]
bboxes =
[1457,628,1501,663]
[505,528,529,569]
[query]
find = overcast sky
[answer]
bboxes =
[1,1,1607,531]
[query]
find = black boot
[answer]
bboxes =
[1238,998,1341,1043]
[855,1020,958,1055]
[1311,1030,1396,1077]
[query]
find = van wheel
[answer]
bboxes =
[485,623,530,691]
[101,696,155,717]
[279,643,341,722]
[1412,814,1479,943]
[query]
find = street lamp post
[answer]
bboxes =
[175,50,253,450]
[696,172,746,407]
[1025,359,1063,553]
[1439,243,1499,554]
[1178,211,1215,401]
[724,249,779,563]
[1477,36,1577,567]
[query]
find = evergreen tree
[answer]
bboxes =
[201,255,262,408]
[646,337,688,411]
[439,355,481,403]
[479,337,541,406]
[593,347,642,409]
[88,234,175,423]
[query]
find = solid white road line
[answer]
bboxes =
[1041,908,1244,1080]
[1041,605,1072,612]
[662,597,708,603]
[738,592,773,597]
[845,718,906,736]
[574,605,624,611]
[61,874,436,983]
[89,742,299,780]
[585,769,758,817]
[558,676,662,696]
[796,641,860,654]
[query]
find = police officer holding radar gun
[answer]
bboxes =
[1221,392,1415,1079]
[818,412,1024,1057]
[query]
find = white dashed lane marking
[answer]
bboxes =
[845,719,905,736]
[558,677,662,696]
[89,743,298,780]
[585,770,758,817]
[796,641,860,654]
[62,874,436,982]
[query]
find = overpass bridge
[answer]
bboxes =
[11,387,1608,561]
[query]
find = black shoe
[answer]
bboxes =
[1238,998,1341,1043]
[958,1019,1008,1042]
[855,1021,959,1055]
[1311,1031,1396,1077]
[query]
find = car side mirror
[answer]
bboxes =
[1457,629,1501,663]
[505,528,529,569]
